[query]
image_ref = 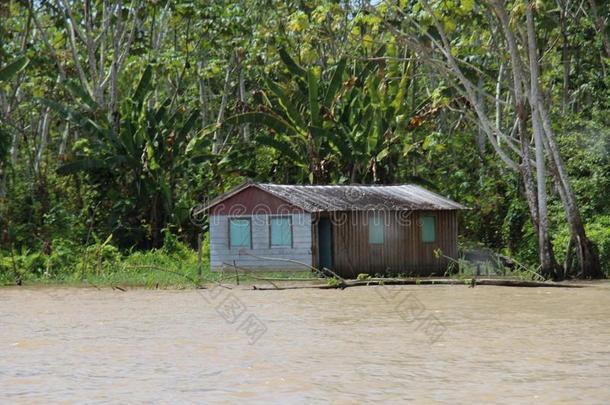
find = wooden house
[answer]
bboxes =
[201,182,465,278]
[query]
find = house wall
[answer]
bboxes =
[209,213,313,271]
[325,210,458,278]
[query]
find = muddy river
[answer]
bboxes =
[1,283,610,403]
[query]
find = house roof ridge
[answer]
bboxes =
[201,181,466,213]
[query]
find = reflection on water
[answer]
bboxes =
[1,284,610,403]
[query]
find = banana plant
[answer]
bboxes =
[224,48,420,184]
[43,65,201,248]
[339,59,413,183]
[224,49,348,184]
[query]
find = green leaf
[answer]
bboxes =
[264,78,305,129]
[224,112,301,137]
[279,48,307,79]
[308,125,327,142]
[0,57,29,82]
[390,66,411,112]
[177,109,200,144]
[133,65,152,106]
[376,148,390,161]
[56,159,111,175]
[41,99,109,138]
[256,134,303,163]
[324,57,346,106]
[185,124,219,154]
[65,80,97,110]
[366,75,381,107]
[367,113,381,154]
[460,0,474,13]
[100,233,113,247]
[154,97,172,124]
[356,45,386,85]
[159,177,172,210]
[307,69,321,127]
[146,143,160,171]
[325,126,352,160]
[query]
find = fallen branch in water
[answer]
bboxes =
[250,278,587,290]
[222,262,280,289]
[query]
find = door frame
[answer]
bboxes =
[317,216,333,271]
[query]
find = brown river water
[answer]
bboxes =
[1,283,610,404]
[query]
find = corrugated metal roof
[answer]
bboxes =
[203,182,465,212]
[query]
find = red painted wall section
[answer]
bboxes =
[209,186,305,216]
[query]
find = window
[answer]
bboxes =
[229,218,251,248]
[421,215,436,243]
[270,216,292,247]
[368,212,384,244]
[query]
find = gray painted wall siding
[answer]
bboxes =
[210,213,313,271]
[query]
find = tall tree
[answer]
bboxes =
[375,0,603,278]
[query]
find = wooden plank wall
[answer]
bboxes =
[330,210,458,278]
[209,213,313,271]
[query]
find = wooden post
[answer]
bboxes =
[197,233,202,278]
[233,260,239,285]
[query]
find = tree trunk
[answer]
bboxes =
[495,1,541,238]
[495,62,504,143]
[476,76,486,157]
[526,4,558,278]
[10,130,20,166]
[538,100,604,278]
[237,50,250,142]
[392,0,598,279]
[197,58,208,128]
[213,61,233,154]
[109,1,121,137]
[34,107,51,176]
[527,2,604,279]
[560,4,571,113]
[516,102,539,231]
[58,123,70,163]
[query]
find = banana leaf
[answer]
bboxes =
[224,112,301,137]
[256,134,303,163]
[0,57,29,82]
[279,48,307,79]
[307,69,321,128]
[65,80,98,111]
[133,65,152,109]
[323,57,346,106]
[264,77,305,129]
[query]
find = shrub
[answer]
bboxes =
[553,215,610,276]
[47,238,81,277]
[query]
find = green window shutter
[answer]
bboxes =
[230,218,251,248]
[421,215,436,243]
[270,216,292,246]
[368,212,384,244]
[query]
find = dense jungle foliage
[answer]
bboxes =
[1,0,609,284]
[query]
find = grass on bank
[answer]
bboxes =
[1,234,585,288]
[0,235,320,288]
